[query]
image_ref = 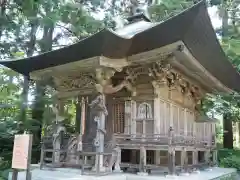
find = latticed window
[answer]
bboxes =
[112,101,125,133]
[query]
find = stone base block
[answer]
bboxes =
[137,172,148,176]
[165,174,178,179]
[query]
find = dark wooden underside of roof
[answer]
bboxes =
[1,1,240,92]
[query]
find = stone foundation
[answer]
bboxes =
[8,165,237,180]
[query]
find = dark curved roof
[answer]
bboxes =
[1,1,240,91]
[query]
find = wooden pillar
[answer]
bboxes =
[152,81,161,135]
[39,141,44,169]
[131,100,137,137]
[168,127,175,175]
[128,100,137,164]
[80,97,86,134]
[139,146,147,174]
[168,105,175,175]
[90,94,107,172]
[180,147,187,173]
[114,146,122,172]
[184,109,187,135]
[124,99,132,134]
[152,81,161,164]
[204,149,211,166]
[212,150,218,166]
[192,149,198,166]
[97,94,106,171]
[170,104,173,127]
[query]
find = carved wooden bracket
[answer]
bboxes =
[149,61,205,110]
[95,67,136,95]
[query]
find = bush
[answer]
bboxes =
[220,155,240,170]
[0,169,11,180]
[0,159,11,180]
[218,149,240,160]
[219,148,240,171]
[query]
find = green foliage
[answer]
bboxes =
[219,149,240,159]
[219,149,240,170]
[209,0,222,6]
[218,174,238,180]
[220,155,240,170]
[148,0,193,22]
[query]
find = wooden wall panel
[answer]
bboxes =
[146,121,154,134]
[136,121,143,134]
[160,151,168,165]
[211,124,216,135]
[201,123,205,140]
[158,86,169,99]
[190,111,195,135]
[205,123,211,144]
[170,89,183,104]
[172,105,179,135]
[186,110,194,136]
[196,123,202,140]
[165,103,171,130]
[159,100,166,134]
[135,83,154,95]
[179,108,185,134]
[157,97,198,136]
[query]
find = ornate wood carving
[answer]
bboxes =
[148,61,205,110]
[54,72,96,91]
[95,68,135,95]
[149,62,171,85]
[53,67,135,96]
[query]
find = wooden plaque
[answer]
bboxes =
[12,134,33,170]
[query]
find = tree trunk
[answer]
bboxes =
[31,81,45,163]
[221,0,233,149]
[223,113,233,149]
[0,0,6,39]
[221,2,228,38]
[31,21,54,163]
[19,16,38,122]
[19,76,29,122]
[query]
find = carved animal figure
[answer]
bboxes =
[89,94,108,115]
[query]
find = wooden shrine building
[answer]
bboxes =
[2,1,240,176]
